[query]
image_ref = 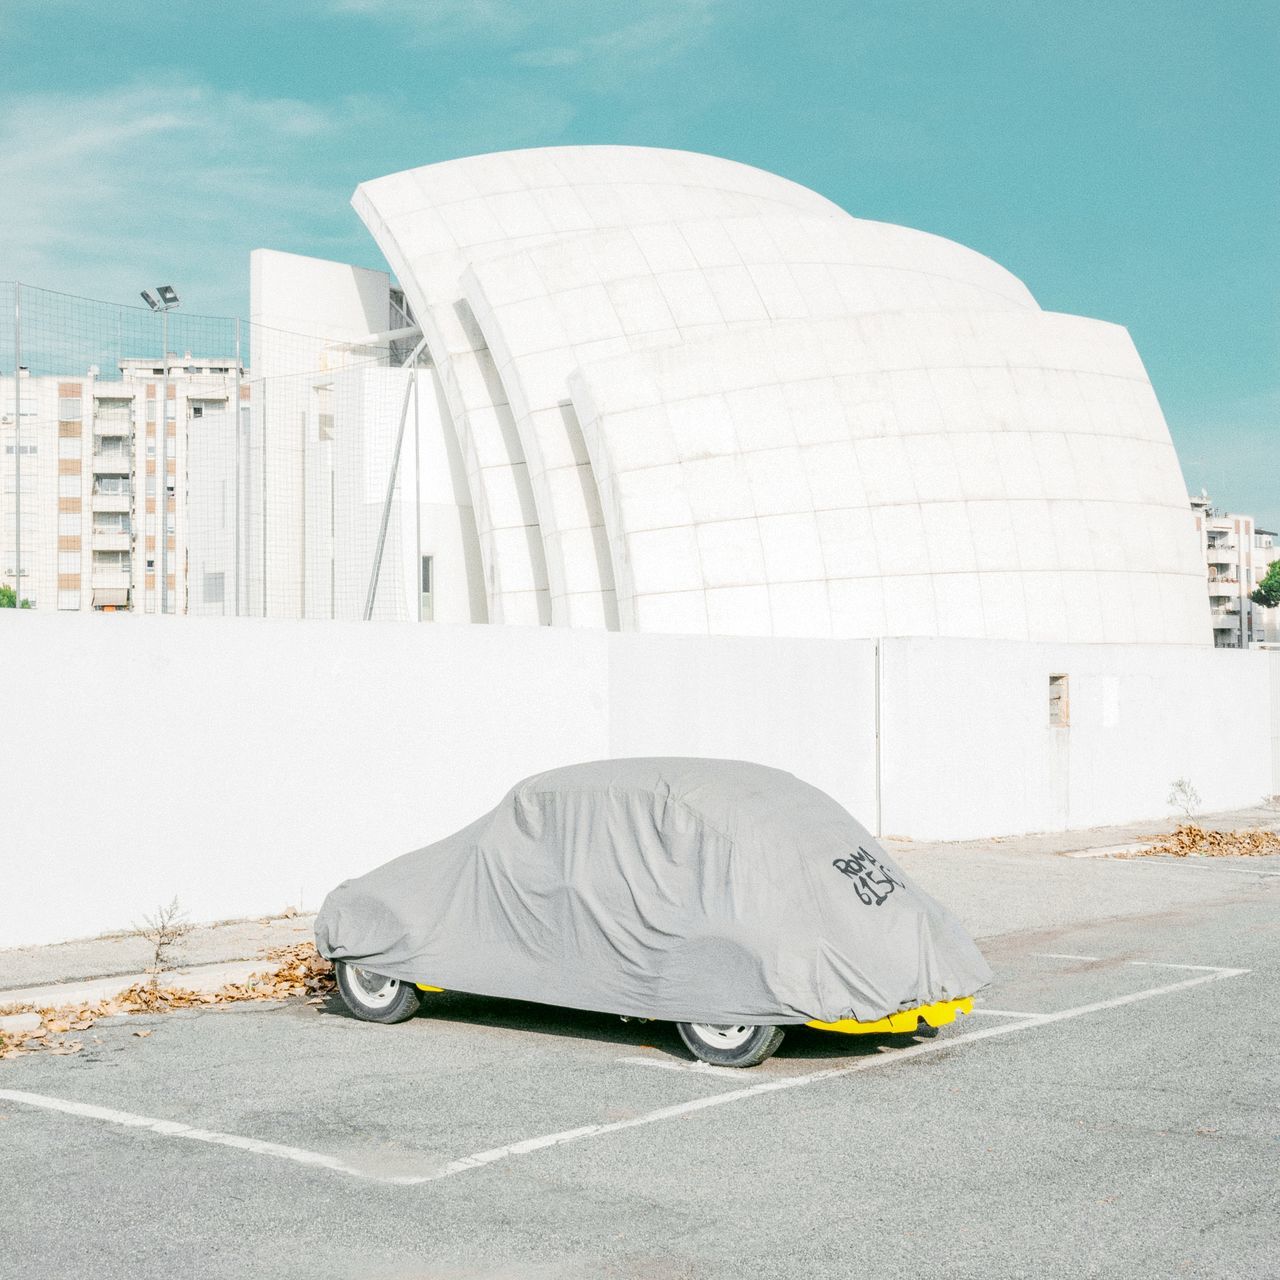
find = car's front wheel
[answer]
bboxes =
[335,961,422,1024]
[676,1022,785,1067]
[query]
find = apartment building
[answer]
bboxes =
[0,357,243,614]
[1191,492,1280,648]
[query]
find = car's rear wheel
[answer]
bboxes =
[676,1021,785,1067]
[335,961,422,1024]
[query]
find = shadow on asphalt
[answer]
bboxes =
[316,988,941,1065]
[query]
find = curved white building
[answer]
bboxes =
[348,145,1208,644]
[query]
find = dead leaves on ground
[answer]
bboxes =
[0,943,335,1062]
[1121,823,1280,859]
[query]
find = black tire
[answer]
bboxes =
[335,961,422,1025]
[676,1022,786,1068]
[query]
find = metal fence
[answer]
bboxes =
[0,281,422,621]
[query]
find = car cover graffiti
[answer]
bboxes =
[832,848,903,906]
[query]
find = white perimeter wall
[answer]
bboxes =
[0,613,1274,947]
[879,637,1274,840]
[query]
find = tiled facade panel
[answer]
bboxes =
[354,146,1209,644]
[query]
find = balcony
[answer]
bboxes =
[92,530,132,553]
[91,492,131,514]
[1206,542,1236,560]
[93,418,132,438]
[92,451,132,475]
[91,568,131,590]
[1211,602,1240,617]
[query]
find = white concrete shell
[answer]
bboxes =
[353,146,1209,644]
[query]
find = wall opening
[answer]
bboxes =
[1049,673,1070,727]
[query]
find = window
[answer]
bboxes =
[94,550,129,572]
[59,435,82,459]
[146,475,156,496]
[146,400,156,422]
[58,551,80,574]
[1049,674,1069,727]
[3,443,36,455]
[58,474,81,498]
[94,476,128,495]
[147,441,156,458]
[191,404,203,419]
[58,397,83,421]
[57,589,80,611]
[59,513,80,536]
[420,555,434,622]
[203,571,225,605]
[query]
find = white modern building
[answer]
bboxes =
[1190,491,1279,648]
[245,145,1212,644]
[1,359,241,614]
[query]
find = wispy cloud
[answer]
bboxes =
[0,78,572,314]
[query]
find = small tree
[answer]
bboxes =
[1250,560,1280,609]
[0,585,32,608]
[1167,777,1201,819]
[133,897,194,981]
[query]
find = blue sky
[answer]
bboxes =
[1,0,1276,524]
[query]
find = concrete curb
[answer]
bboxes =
[0,959,271,1013]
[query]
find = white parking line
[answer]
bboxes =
[969,1008,1049,1020]
[1031,952,1101,962]
[616,1055,753,1079]
[0,1090,433,1185]
[0,962,1250,1188]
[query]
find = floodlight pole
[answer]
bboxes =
[160,307,173,614]
[12,283,20,608]
[233,318,241,617]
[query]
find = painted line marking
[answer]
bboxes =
[616,1055,756,1080]
[1122,859,1280,878]
[1032,952,1101,962]
[1128,961,1249,974]
[0,1090,434,1186]
[969,1008,1049,1021]
[0,965,1250,1188]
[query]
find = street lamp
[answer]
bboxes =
[142,286,180,613]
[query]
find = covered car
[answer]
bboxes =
[315,758,991,1066]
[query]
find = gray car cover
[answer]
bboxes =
[314,758,991,1025]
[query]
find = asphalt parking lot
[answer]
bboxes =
[2,854,1277,1280]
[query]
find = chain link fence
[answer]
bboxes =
[0,281,421,620]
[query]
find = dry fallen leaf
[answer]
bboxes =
[2,943,335,1063]
[1119,824,1280,859]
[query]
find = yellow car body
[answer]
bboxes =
[414,983,973,1035]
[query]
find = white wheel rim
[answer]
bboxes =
[690,1023,754,1050]
[346,965,399,1009]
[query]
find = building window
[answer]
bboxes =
[57,590,80,611]
[58,397,83,421]
[1049,674,1069,727]
[58,513,80,536]
[58,435,82,460]
[58,474,81,498]
[203,571,225,605]
[420,555,434,621]
[58,551,80,574]
[191,404,204,419]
